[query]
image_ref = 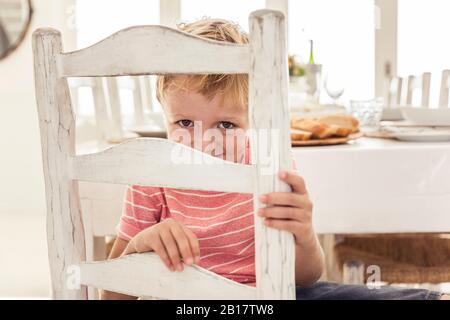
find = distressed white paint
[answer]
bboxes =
[71,138,255,194]
[249,10,296,300]
[59,26,250,77]
[33,9,295,300]
[80,253,256,300]
[32,28,87,299]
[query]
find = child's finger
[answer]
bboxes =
[149,235,174,272]
[258,206,310,222]
[263,218,301,234]
[279,170,307,194]
[259,192,305,208]
[170,223,195,265]
[184,227,201,264]
[160,229,183,272]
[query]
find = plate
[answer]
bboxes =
[291,132,362,146]
[399,107,450,126]
[392,130,450,142]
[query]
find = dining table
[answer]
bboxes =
[292,136,450,234]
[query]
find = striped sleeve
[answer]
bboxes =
[116,185,162,242]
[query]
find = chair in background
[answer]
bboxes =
[33,9,295,300]
[107,76,167,139]
[68,77,111,143]
[384,76,403,107]
[406,72,431,108]
[439,69,450,108]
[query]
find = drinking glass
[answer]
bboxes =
[349,98,383,131]
[324,73,345,105]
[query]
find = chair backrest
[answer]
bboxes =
[32,9,295,300]
[439,69,450,108]
[384,76,403,107]
[406,72,431,107]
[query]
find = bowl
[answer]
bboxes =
[399,107,450,126]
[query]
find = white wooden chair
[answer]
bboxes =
[406,72,431,108]
[384,76,403,107]
[33,9,296,300]
[439,69,450,108]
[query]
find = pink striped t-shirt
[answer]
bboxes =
[118,187,255,284]
[117,139,296,285]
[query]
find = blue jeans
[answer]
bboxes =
[296,282,443,300]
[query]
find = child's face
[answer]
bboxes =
[162,87,249,163]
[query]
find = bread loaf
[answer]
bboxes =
[316,114,359,133]
[291,118,335,139]
[291,129,313,141]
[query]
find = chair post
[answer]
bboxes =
[421,72,431,108]
[439,70,450,108]
[33,28,87,299]
[91,77,111,142]
[105,77,124,142]
[249,10,296,299]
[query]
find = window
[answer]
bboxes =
[397,0,450,107]
[289,0,375,102]
[74,0,160,121]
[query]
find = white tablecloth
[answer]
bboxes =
[292,137,450,234]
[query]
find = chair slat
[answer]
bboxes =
[406,72,431,108]
[70,138,255,194]
[59,25,250,77]
[439,70,450,108]
[80,253,256,300]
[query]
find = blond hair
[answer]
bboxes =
[156,18,249,109]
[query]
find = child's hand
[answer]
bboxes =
[257,170,315,247]
[130,218,200,272]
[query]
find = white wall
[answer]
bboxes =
[0,0,74,298]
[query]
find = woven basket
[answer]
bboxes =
[334,234,450,284]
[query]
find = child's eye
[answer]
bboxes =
[176,119,194,128]
[218,121,235,130]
